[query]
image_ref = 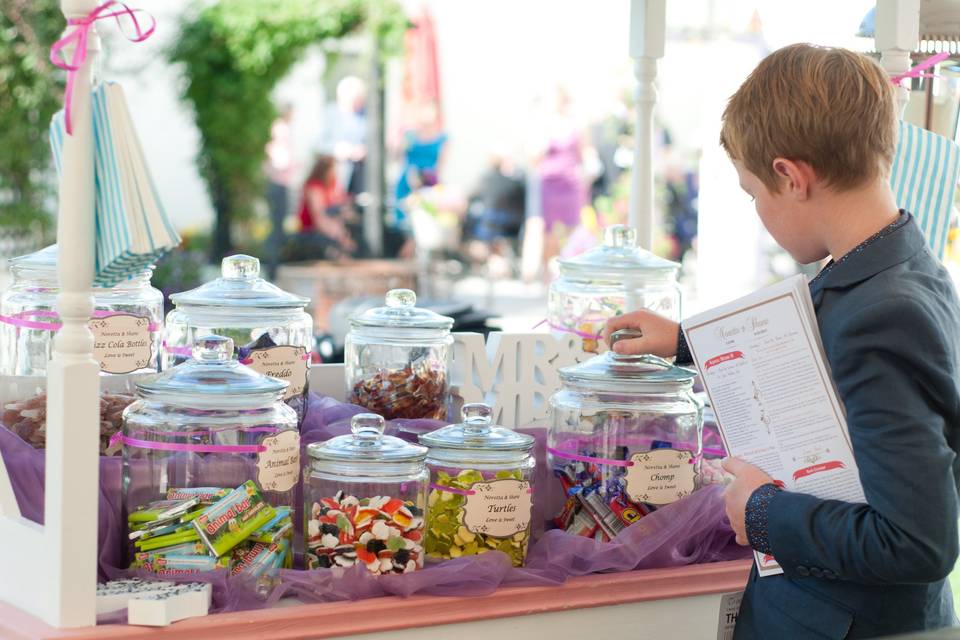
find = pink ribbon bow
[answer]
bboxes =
[890,51,951,87]
[49,1,155,135]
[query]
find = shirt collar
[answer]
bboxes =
[809,211,924,299]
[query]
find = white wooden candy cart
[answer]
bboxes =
[0,0,937,637]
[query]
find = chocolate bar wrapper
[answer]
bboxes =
[137,554,229,575]
[136,528,201,552]
[193,481,275,558]
[134,542,208,563]
[130,516,197,542]
[166,487,231,504]
[252,508,292,544]
[129,497,201,525]
[251,507,291,536]
[231,540,289,578]
[253,521,292,545]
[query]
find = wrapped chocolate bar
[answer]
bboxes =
[193,481,276,557]
[548,330,704,540]
[419,403,536,567]
[127,481,294,575]
[345,289,453,420]
[162,255,313,423]
[121,335,299,563]
[304,414,428,574]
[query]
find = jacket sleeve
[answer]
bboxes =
[676,328,693,365]
[764,297,959,584]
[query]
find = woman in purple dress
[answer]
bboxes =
[537,87,586,262]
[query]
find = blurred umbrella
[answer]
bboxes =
[401,6,442,127]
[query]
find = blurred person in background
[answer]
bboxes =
[316,76,368,207]
[389,101,448,258]
[290,154,356,260]
[264,103,297,277]
[465,150,526,272]
[588,95,630,202]
[534,86,587,266]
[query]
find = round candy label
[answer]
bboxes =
[257,430,300,493]
[462,479,532,538]
[89,313,153,374]
[624,449,696,505]
[246,346,309,400]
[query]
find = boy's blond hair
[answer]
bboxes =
[720,44,897,192]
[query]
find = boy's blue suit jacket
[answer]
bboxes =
[734,215,960,639]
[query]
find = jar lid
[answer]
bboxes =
[9,244,152,279]
[136,335,287,405]
[170,255,308,309]
[419,403,534,452]
[348,289,454,330]
[558,329,697,391]
[307,414,428,463]
[557,225,680,279]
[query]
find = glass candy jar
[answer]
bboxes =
[345,289,453,420]
[419,403,536,567]
[548,330,703,540]
[122,335,300,547]
[304,413,428,574]
[163,255,313,421]
[0,245,163,376]
[548,225,681,353]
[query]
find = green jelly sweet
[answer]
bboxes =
[423,468,529,567]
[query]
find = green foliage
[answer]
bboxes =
[0,1,64,233]
[168,0,407,260]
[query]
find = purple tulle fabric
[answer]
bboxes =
[0,393,750,615]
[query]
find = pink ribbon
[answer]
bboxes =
[0,309,159,332]
[430,483,475,496]
[110,432,267,454]
[49,1,155,135]
[555,435,721,457]
[548,447,634,467]
[162,342,193,358]
[238,352,313,365]
[548,443,705,466]
[533,318,604,342]
[891,52,951,87]
[125,426,279,439]
[164,344,315,362]
[429,483,534,496]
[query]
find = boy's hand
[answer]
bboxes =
[603,310,680,357]
[721,457,775,546]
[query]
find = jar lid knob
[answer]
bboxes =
[608,328,644,360]
[222,254,260,280]
[462,402,493,434]
[192,335,234,362]
[351,413,386,444]
[604,225,637,249]
[385,288,416,308]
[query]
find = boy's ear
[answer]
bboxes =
[771,158,815,200]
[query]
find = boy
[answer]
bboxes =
[605,44,960,638]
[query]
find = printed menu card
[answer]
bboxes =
[682,275,866,576]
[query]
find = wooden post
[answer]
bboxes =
[45,0,101,626]
[46,0,102,626]
[876,0,921,116]
[365,34,385,257]
[628,0,666,250]
[0,0,100,627]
